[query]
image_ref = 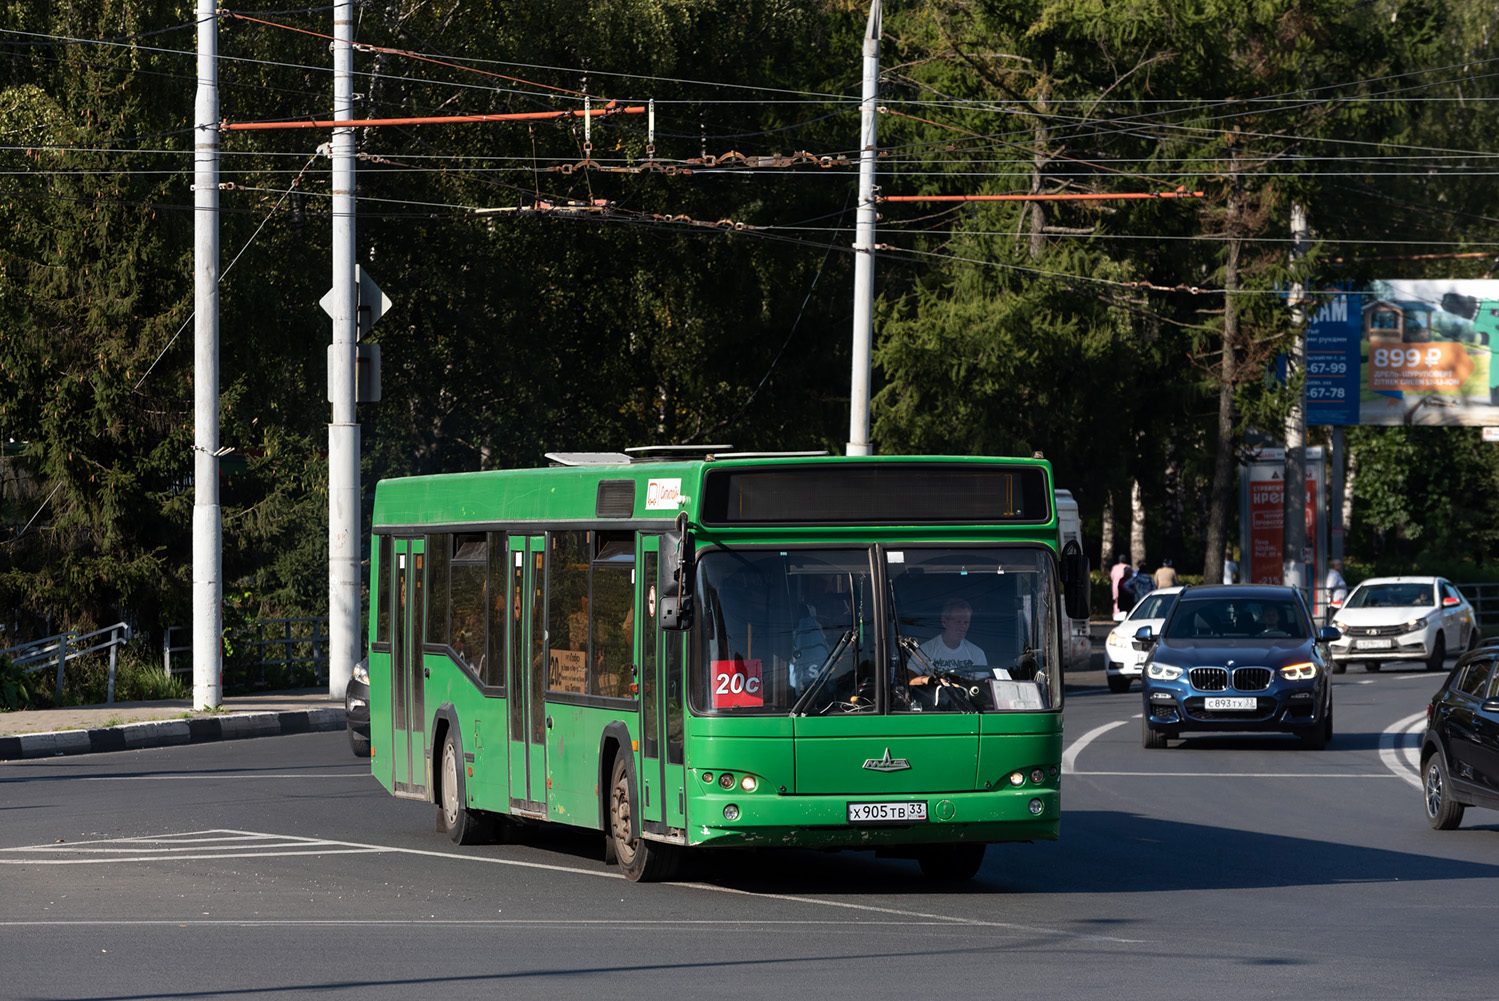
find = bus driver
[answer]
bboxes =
[911,598,987,686]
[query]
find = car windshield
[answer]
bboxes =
[692,546,1060,715]
[1344,582,1435,609]
[1130,592,1177,621]
[1163,597,1308,640]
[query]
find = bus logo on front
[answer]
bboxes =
[863,748,911,772]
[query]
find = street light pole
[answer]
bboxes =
[327,0,359,699]
[846,0,881,457]
[192,0,222,710]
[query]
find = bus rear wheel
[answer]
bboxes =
[608,754,680,882]
[917,842,986,881]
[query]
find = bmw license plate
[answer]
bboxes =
[1203,697,1257,711]
[1355,639,1392,649]
[848,801,928,824]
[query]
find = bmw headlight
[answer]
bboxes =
[1279,662,1318,680]
[1146,661,1183,681]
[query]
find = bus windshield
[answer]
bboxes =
[693,546,1060,715]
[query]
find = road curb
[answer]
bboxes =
[0,708,345,761]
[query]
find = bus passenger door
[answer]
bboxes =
[642,535,688,835]
[390,537,427,799]
[639,540,664,827]
[507,535,548,816]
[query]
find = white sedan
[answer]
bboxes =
[1328,575,1480,673]
[1104,586,1183,692]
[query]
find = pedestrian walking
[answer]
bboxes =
[1110,554,1132,620]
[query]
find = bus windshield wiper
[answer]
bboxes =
[789,629,855,717]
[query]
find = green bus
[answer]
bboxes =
[365,450,1089,881]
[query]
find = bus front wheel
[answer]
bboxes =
[438,730,495,846]
[608,754,680,882]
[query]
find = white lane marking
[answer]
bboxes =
[0,828,1143,944]
[0,919,1030,927]
[1070,771,1399,778]
[81,774,371,781]
[1062,720,1128,775]
[674,881,1143,942]
[1380,712,1427,790]
[0,829,623,879]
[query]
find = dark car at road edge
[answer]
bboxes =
[346,657,371,758]
[1420,644,1499,829]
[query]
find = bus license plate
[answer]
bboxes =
[848,801,928,824]
[1204,697,1257,711]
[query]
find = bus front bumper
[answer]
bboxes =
[685,787,1060,849]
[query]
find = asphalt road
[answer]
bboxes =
[2,663,1495,1001]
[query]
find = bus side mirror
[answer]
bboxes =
[660,515,694,631]
[1061,540,1090,621]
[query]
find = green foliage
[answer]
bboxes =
[1346,426,1499,567]
[4,0,1499,651]
[0,655,36,711]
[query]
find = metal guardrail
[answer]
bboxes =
[0,623,133,703]
[1454,582,1499,635]
[165,617,328,688]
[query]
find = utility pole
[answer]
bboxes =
[846,0,881,457]
[327,0,359,700]
[193,0,222,710]
[1283,202,1310,596]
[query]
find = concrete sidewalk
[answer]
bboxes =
[0,688,345,761]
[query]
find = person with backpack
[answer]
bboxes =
[1128,562,1155,606]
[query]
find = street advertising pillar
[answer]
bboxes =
[1239,445,1329,615]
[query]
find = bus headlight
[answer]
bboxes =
[1028,799,1044,815]
[723,804,740,821]
[740,775,757,792]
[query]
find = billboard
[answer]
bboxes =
[1304,280,1499,425]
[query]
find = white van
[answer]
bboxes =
[1055,490,1092,672]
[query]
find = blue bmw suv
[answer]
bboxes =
[1137,585,1339,750]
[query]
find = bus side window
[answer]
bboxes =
[591,565,633,698]
[547,531,590,694]
[426,532,450,650]
[374,535,391,646]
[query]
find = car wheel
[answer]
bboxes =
[1363,661,1381,673]
[1142,714,1169,749]
[1300,713,1329,750]
[1426,634,1446,672]
[438,729,493,846]
[1424,752,1466,830]
[1467,628,1481,654]
[1107,674,1130,693]
[609,753,680,882]
[917,842,987,881]
[348,726,371,758]
[1330,660,1346,675]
